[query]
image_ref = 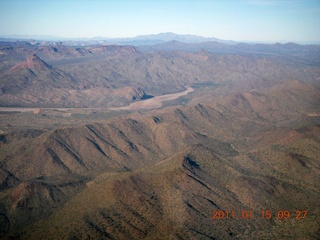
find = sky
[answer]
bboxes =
[0,0,320,43]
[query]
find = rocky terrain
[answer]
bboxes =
[0,39,319,239]
[1,40,319,108]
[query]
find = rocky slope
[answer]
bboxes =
[0,41,319,239]
[0,79,319,239]
[0,53,149,107]
[1,42,319,107]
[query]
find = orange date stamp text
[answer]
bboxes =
[212,210,307,220]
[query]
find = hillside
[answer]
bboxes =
[1,41,319,108]
[0,40,319,239]
[0,78,319,238]
[0,51,150,107]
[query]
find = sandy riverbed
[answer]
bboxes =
[0,87,194,113]
[109,86,194,111]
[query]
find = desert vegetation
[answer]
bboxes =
[0,39,319,239]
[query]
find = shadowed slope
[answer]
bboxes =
[22,141,320,239]
[0,52,152,107]
[0,80,319,239]
[1,43,319,108]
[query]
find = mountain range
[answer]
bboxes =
[1,39,319,108]
[0,32,236,46]
[0,36,319,239]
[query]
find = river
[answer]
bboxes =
[109,86,194,111]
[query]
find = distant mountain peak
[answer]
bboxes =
[98,33,237,46]
[134,32,221,43]
[9,54,52,72]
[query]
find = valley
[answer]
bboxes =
[109,86,194,111]
[0,39,319,239]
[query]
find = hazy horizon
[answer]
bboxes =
[1,0,320,43]
[2,32,320,45]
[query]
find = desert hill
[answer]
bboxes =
[0,78,319,238]
[0,52,150,107]
[0,39,320,239]
[1,40,319,108]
